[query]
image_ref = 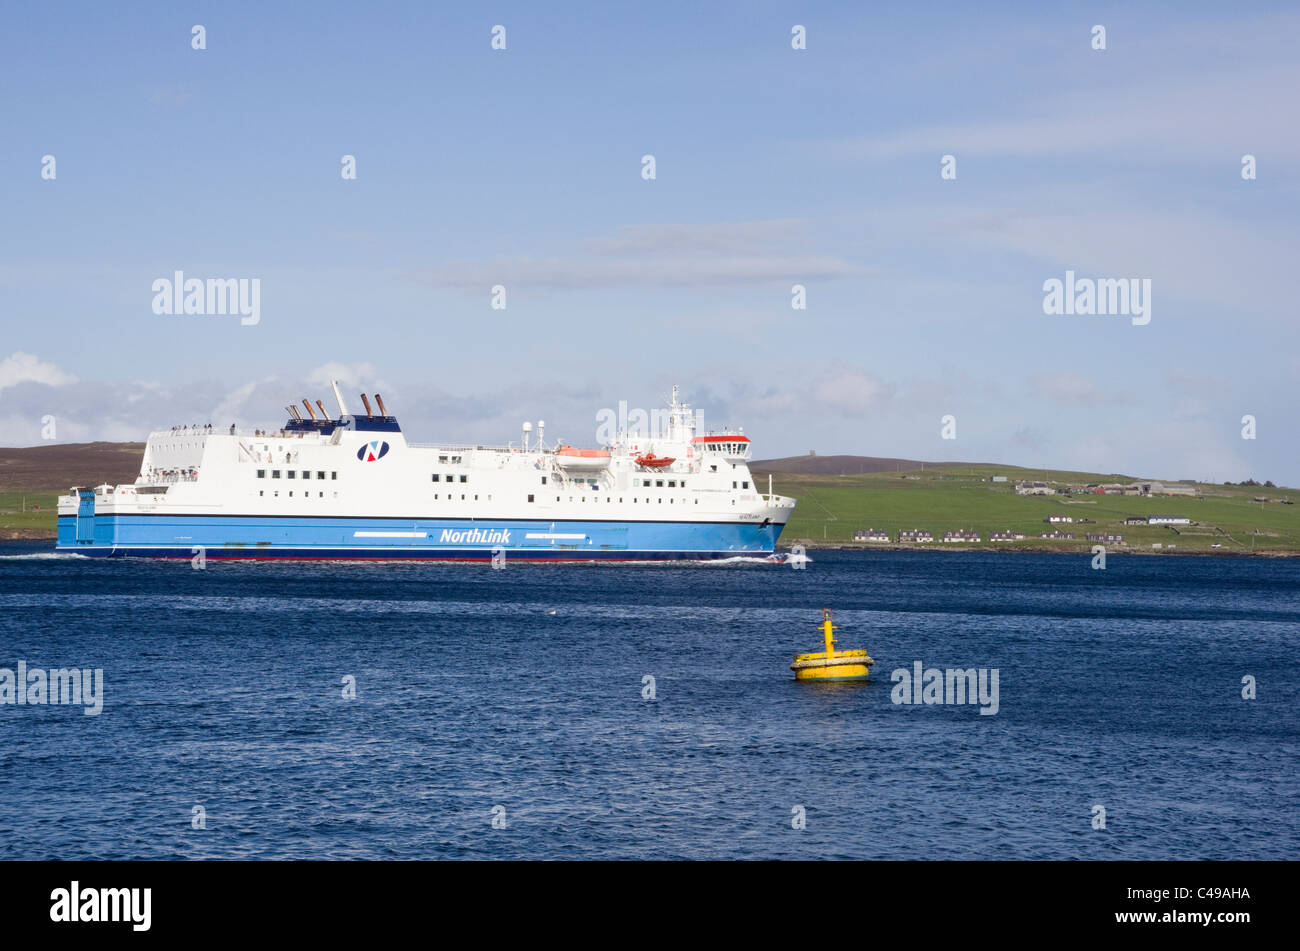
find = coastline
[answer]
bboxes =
[5,532,1294,557]
[785,540,1299,557]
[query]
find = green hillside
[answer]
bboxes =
[0,491,62,538]
[751,463,1300,554]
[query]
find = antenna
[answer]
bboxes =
[537,420,545,451]
[330,380,350,417]
[522,421,532,451]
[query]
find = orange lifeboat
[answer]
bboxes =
[555,445,611,471]
[634,453,676,468]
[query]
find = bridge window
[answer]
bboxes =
[302,471,311,480]
[655,480,664,487]
[528,494,534,502]
[668,480,676,487]
[317,471,325,480]
[742,481,749,489]
[431,474,439,482]
[459,475,467,483]
[541,476,547,485]
[272,470,281,479]
[257,469,266,478]
[287,471,295,479]
[331,472,337,480]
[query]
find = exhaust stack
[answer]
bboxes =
[287,405,303,421]
[374,393,389,417]
[360,394,373,418]
[315,400,329,421]
[330,380,350,418]
[302,399,317,421]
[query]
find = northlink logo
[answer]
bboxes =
[356,441,390,462]
[440,528,511,545]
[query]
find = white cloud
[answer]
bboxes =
[0,352,77,391]
[413,220,869,291]
[834,15,1300,162]
[1031,371,1128,407]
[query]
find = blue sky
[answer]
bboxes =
[2,1,1297,483]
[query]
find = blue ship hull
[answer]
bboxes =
[56,513,787,561]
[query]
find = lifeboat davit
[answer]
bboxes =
[634,453,675,468]
[555,445,611,471]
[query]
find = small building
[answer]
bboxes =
[1086,533,1125,543]
[1015,482,1053,496]
[1123,516,1147,525]
[898,529,935,543]
[1044,515,1074,523]
[853,529,891,542]
[991,476,1008,483]
[1147,515,1190,525]
[1039,531,1075,540]
[1150,481,1198,497]
[942,530,981,543]
[989,530,1025,542]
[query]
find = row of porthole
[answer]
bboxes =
[256,470,338,481]
[258,491,338,498]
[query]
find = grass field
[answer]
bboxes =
[751,463,1300,554]
[0,491,64,538]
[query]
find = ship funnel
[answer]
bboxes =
[374,393,389,417]
[330,380,350,418]
[360,394,373,418]
[301,399,317,421]
[316,400,329,421]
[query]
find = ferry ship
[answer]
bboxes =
[56,383,795,561]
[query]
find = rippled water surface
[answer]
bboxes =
[1,544,1296,859]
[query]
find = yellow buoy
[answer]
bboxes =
[791,608,874,681]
